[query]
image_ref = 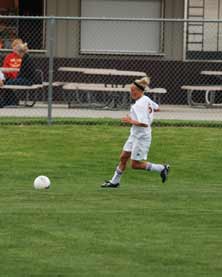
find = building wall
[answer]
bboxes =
[46,0,185,60]
[164,0,185,60]
[46,0,80,57]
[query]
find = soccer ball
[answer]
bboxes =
[33,175,51,189]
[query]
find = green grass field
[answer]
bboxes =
[0,124,221,277]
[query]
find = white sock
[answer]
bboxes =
[146,163,164,173]
[110,167,122,184]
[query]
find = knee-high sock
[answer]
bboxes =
[110,167,123,184]
[146,163,164,172]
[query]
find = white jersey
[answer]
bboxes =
[129,95,159,138]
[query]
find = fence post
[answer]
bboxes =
[47,17,55,125]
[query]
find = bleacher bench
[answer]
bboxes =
[144,87,167,103]
[181,85,222,107]
[43,81,68,87]
[0,84,44,107]
[62,83,167,108]
[62,83,129,108]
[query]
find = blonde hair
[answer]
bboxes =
[133,76,150,91]
[11,39,23,49]
[15,42,28,55]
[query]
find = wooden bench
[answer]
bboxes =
[144,87,167,103]
[58,67,147,77]
[62,83,167,109]
[62,83,129,108]
[43,81,68,87]
[0,84,44,107]
[181,85,222,107]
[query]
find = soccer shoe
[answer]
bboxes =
[160,164,170,183]
[101,180,120,188]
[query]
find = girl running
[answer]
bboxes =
[101,77,169,188]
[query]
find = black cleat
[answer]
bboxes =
[101,180,120,188]
[160,165,170,183]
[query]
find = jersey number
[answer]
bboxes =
[148,105,153,114]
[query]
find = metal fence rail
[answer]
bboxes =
[0,16,222,125]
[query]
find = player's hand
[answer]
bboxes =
[121,115,132,124]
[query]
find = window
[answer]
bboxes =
[80,0,163,55]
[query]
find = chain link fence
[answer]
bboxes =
[0,16,222,126]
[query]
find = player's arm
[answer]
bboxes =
[121,115,148,127]
[154,107,160,112]
[150,100,160,112]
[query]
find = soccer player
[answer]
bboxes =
[101,77,170,188]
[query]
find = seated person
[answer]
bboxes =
[6,43,41,86]
[0,71,5,87]
[2,38,23,80]
[3,43,42,107]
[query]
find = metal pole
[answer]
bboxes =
[47,17,55,125]
[217,0,220,52]
[183,0,188,61]
[0,15,222,23]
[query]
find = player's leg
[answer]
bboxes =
[130,137,170,183]
[131,160,164,171]
[111,150,131,183]
[118,150,131,172]
[131,160,170,183]
[101,135,133,188]
[101,151,131,188]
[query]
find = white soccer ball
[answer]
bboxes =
[33,176,51,190]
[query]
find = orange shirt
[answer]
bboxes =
[3,52,22,79]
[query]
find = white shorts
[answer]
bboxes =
[123,134,151,161]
